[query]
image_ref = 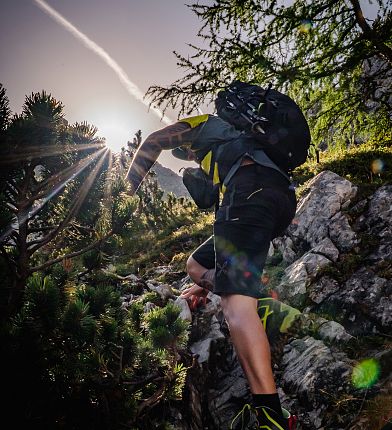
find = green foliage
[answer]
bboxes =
[0,83,11,132]
[294,140,392,198]
[82,248,108,271]
[146,1,391,149]
[23,273,63,330]
[112,195,138,234]
[141,291,163,306]
[127,299,145,330]
[0,85,139,318]
[2,273,190,428]
[144,302,189,350]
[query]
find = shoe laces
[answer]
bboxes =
[230,403,253,430]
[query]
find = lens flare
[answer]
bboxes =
[352,358,380,389]
[371,159,384,174]
[298,19,313,34]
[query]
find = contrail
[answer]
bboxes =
[33,0,172,125]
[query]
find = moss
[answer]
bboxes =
[293,141,392,192]
[115,263,135,277]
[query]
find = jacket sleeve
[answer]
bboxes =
[126,121,193,194]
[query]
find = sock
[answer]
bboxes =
[252,393,283,418]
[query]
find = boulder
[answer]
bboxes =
[281,337,352,419]
[174,296,192,322]
[287,171,357,251]
[190,315,225,364]
[276,239,337,308]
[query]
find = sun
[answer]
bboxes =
[98,122,131,153]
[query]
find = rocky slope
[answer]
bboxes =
[120,171,391,429]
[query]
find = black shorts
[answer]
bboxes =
[191,165,296,298]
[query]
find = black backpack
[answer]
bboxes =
[215,80,311,172]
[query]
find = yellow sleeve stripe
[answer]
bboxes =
[213,162,220,185]
[179,114,209,129]
[200,151,212,174]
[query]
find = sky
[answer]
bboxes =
[0,0,380,172]
[0,0,208,172]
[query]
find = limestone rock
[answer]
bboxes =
[281,337,352,410]
[362,185,392,230]
[146,282,174,301]
[276,241,335,308]
[320,267,391,335]
[317,320,353,344]
[287,171,357,250]
[308,276,340,305]
[190,315,225,363]
[174,296,192,322]
[273,236,297,264]
[328,212,358,252]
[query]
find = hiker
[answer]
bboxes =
[126,81,310,430]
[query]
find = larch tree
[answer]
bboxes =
[146,0,391,147]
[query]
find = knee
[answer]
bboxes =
[221,297,240,329]
[221,296,257,330]
[186,256,204,284]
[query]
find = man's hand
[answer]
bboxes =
[180,284,209,311]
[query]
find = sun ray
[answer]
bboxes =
[0,142,106,165]
[0,147,107,244]
[26,148,110,255]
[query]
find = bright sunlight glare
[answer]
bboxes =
[99,122,131,153]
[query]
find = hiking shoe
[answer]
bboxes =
[230,405,297,430]
[230,403,257,429]
[255,406,297,430]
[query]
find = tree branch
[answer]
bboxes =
[29,231,113,273]
[5,202,18,214]
[28,225,59,233]
[349,0,392,64]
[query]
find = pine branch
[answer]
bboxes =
[29,231,113,273]
[136,384,166,417]
[349,0,392,64]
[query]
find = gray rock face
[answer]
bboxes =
[286,171,358,252]
[276,238,338,309]
[317,320,353,344]
[174,296,193,322]
[358,185,392,234]
[281,336,352,409]
[190,315,225,363]
[308,276,340,305]
[279,336,355,429]
[320,267,391,335]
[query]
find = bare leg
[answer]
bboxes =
[187,258,276,393]
[221,294,276,394]
[186,255,208,285]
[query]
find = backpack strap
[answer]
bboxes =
[223,149,291,188]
